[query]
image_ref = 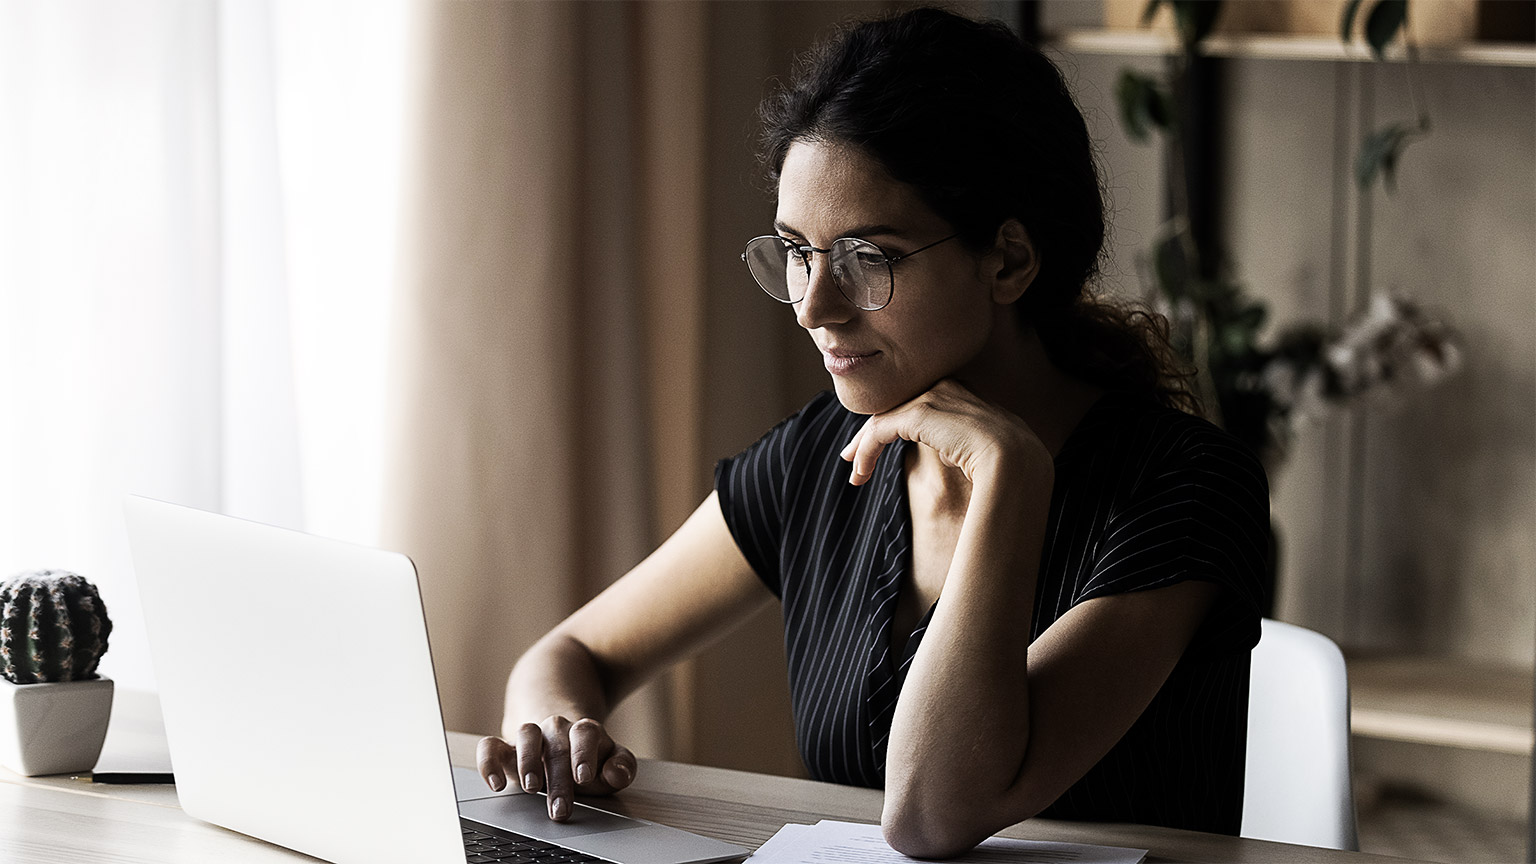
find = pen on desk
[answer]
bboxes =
[91,771,175,784]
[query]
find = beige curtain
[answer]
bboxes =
[382,0,915,777]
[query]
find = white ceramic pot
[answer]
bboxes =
[0,675,113,776]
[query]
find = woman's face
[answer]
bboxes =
[775,140,999,415]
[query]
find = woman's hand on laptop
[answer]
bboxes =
[477,715,637,821]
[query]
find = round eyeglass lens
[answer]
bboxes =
[742,236,894,310]
[829,238,892,311]
[743,236,799,303]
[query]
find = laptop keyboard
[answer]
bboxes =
[462,820,608,864]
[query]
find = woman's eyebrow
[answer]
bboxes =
[773,220,906,240]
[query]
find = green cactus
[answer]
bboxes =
[0,570,112,685]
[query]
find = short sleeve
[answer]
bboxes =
[1080,426,1270,653]
[713,391,839,597]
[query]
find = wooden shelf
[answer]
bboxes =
[1048,28,1536,67]
[1347,654,1534,755]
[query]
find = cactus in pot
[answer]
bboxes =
[0,570,116,776]
[1,570,113,684]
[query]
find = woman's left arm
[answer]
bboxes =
[842,381,1221,858]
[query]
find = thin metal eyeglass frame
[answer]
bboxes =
[740,231,962,311]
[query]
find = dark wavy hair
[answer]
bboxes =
[758,6,1201,415]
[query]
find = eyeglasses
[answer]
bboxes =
[740,232,960,312]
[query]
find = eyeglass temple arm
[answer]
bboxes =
[883,231,962,264]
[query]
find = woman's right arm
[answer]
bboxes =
[477,490,772,821]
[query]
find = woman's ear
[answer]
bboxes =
[988,219,1039,305]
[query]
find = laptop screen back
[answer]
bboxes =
[124,496,464,864]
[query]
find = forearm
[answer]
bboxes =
[882,456,1053,853]
[503,632,615,737]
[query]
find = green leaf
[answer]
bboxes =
[1187,277,1268,367]
[1115,70,1172,143]
[1365,0,1408,59]
[1356,122,1415,192]
[1147,86,1172,129]
[1236,304,1267,334]
[1222,324,1253,359]
[1115,72,1149,142]
[1340,0,1365,42]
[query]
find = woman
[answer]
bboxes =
[478,8,1268,858]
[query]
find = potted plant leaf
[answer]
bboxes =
[0,570,114,776]
[1109,0,1462,613]
[1113,0,1445,466]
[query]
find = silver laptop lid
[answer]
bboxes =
[124,496,463,864]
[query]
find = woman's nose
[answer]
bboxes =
[794,255,854,330]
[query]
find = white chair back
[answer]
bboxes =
[1242,618,1359,850]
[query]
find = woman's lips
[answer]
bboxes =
[823,350,879,376]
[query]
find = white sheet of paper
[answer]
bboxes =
[749,820,1147,864]
[752,822,814,859]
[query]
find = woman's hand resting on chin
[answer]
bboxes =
[839,379,1052,487]
[477,715,637,821]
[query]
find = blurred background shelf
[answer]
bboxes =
[1348,654,1534,754]
[1047,28,1536,66]
[1345,654,1533,860]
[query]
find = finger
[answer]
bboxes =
[850,391,962,484]
[600,744,637,791]
[515,722,545,793]
[568,718,612,789]
[849,418,899,486]
[541,716,576,821]
[477,735,516,793]
[839,422,866,462]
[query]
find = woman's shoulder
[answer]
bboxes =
[1063,390,1269,494]
[755,389,856,448]
[718,390,858,475]
[713,390,865,544]
[1063,391,1272,624]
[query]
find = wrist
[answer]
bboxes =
[972,439,1054,495]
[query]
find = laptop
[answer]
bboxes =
[123,495,750,864]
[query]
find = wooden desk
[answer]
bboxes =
[0,694,1424,864]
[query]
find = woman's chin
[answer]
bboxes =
[830,379,904,416]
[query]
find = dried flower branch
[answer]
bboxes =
[1259,292,1463,450]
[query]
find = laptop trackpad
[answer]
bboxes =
[453,764,518,802]
[458,792,636,841]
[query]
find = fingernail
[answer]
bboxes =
[616,762,632,782]
[524,773,539,792]
[552,797,569,820]
[488,773,504,792]
[576,763,590,784]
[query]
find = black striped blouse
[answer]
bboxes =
[713,388,1269,835]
